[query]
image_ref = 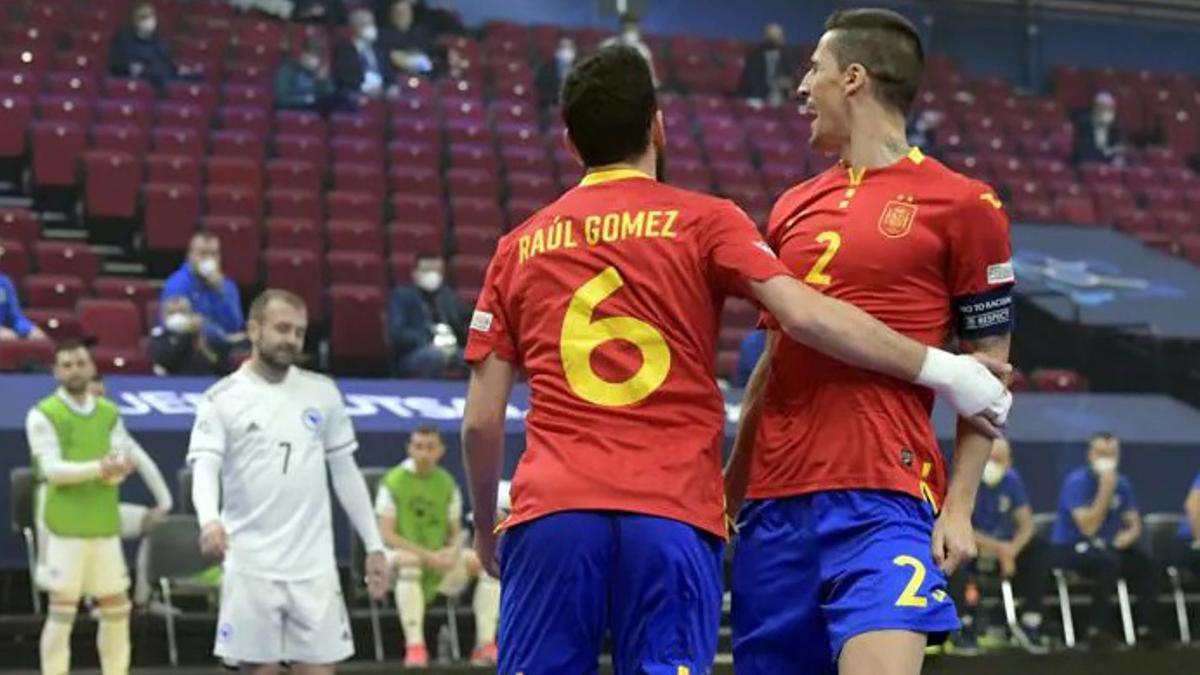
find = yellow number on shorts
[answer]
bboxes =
[892,555,929,608]
[560,266,671,407]
[803,231,841,286]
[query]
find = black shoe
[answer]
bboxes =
[1016,622,1050,654]
[953,626,982,656]
[1136,628,1168,650]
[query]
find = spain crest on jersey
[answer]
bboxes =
[878,200,917,238]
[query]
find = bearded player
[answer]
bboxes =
[460,45,1010,674]
[725,9,1016,675]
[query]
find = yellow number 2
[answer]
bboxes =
[560,267,671,407]
[892,555,929,607]
[803,231,842,286]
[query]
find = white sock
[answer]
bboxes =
[40,603,76,675]
[473,574,501,647]
[394,568,426,648]
[97,601,131,675]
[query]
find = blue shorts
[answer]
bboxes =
[498,511,724,675]
[731,490,959,674]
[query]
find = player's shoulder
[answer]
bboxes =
[915,153,1000,207]
[201,372,242,403]
[769,167,840,225]
[1063,465,1090,487]
[290,367,343,397]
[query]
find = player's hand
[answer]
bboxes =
[100,455,134,482]
[142,506,169,533]
[199,521,228,560]
[1097,467,1118,491]
[923,350,1012,435]
[931,509,977,575]
[365,551,391,600]
[995,543,1017,578]
[428,548,456,574]
[474,530,501,578]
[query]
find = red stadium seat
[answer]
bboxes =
[274,133,329,170]
[206,156,262,190]
[90,123,146,156]
[450,255,489,288]
[388,221,443,257]
[154,101,208,136]
[327,220,384,253]
[0,239,30,287]
[275,110,328,140]
[0,209,39,248]
[333,162,386,202]
[390,194,446,229]
[452,199,505,232]
[211,129,265,161]
[102,78,154,107]
[95,99,150,136]
[206,185,263,223]
[83,150,140,219]
[93,277,158,311]
[0,338,55,371]
[454,226,499,256]
[35,242,99,285]
[388,166,443,196]
[328,251,387,288]
[0,95,33,159]
[265,218,322,255]
[264,248,324,319]
[1031,368,1089,392]
[267,159,321,193]
[31,121,85,188]
[24,274,86,309]
[204,217,260,286]
[447,169,499,201]
[143,183,200,252]
[329,284,387,369]
[146,154,201,190]
[326,191,381,226]
[266,189,323,223]
[78,298,142,347]
[331,137,384,166]
[218,106,270,138]
[151,127,204,158]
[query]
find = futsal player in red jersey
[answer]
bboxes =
[459,45,1010,675]
[725,9,1017,675]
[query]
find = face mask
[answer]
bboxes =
[1092,457,1118,474]
[360,25,378,44]
[164,312,192,334]
[136,18,156,36]
[981,460,1006,487]
[623,28,640,42]
[556,48,576,64]
[1096,110,1115,126]
[300,55,321,72]
[415,270,442,292]
[197,257,218,278]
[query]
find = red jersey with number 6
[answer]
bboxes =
[749,148,1015,508]
[465,169,788,538]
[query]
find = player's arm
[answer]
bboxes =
[1009,503,1036,554]
[749,277,1010,424]
[116,421,173,512]
[375,487,438,562]
[973,531,1006,557]
[26,408,104,485]
[723,330,777,521]
[447,486,465,550]
[323,389,386,555]
[1187,483,1200,544]
[943,334,1012,526]
[1071,473,1118,538]
[461,353,517,545]
[187,396,226,530]
[1113,494,1142,550]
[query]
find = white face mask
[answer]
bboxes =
[197,257,219,278]
[1096,110,1116,127]
[623,28,640,42]
[360,25,378,44]
[136,18,156,36]
[415,270,442,292]
[557,47,576,63]
[1091,457,1118,474]
[164,312,192,334]
[981,460,1006,487]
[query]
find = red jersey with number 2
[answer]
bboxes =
[465,169,789,538]
[749,148,1014,508]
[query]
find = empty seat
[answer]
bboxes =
[0,95,33,159]
[326,191,381,225]
[24,274,85,309]
[265,218,322,255]
[333,163,386,201]
[388,221,443,256]
[31,121,85,188]
[264,249,324,319]
[83,150,140,218]
[93,277,158,310]
[454,226,499,256]
[204,217,260,286]
[1031,368,1089,392]
[328,251,386,288]
[450,255,489,288]
[274,133,328,169]
[0,209,39,248]
[90,123,146,155]
[78,298,142,348]
[143,183,200,252]
[151,127,204,158]
[266,159,320,193]
[146,154,201,189]
[329,284,386,368]
[267,189,323,222]
[35,242,99,285]
[210,129,265,161]
[0,339,54,371]
[327,220,384,253]
[206,185,263,222]
[0,239,30,286]
[206,156,262,190]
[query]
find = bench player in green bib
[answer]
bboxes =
[25,341,138,675]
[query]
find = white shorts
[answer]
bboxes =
[36,533,129,598]
[214,567,355,665]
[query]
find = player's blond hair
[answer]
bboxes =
[248,289,307,323]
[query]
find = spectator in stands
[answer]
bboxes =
[1074,91,1127,165]
[735,330,765,387]
[374,427,500,667]
[149,295,222,376]
[273,39,338,113]
[948,438,1051,653]
[1050,432,1165,646]
[379,0,436,78]
[388,253,467,378]
[1176,470,1200,577]
[291,0,348,26]
[907,109,945,152]
[332,8,398,100]
[109,2,190,93]
[600,12,657,86]
[0,270,46,341]
[161,232,246,367]
[738,23,796,107]
[536,36,577,107]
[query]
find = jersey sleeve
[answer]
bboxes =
[700,200,790,299]
[374,484,395,517]
[449,485,463,523]
[323,384,358,458]
[187,395,227,463]
[464,240,519,364]
[946,184,1015,340]
[1118,478,1138,515]
[1007,473,1030,509]
[1060,473,1089,511]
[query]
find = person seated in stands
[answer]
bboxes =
[109,2,193,93]
[1074,91,1127,165]
[150,295,223,376]
[291,0,347,26]
[375,426,500,667]
[273,39,338,113]
[948,438,1051,653]
[388,253,468,378]
[600,12,657,86]
[738,23,797,107]
[161,232,246,368]
[0,269,47,341]
[1174,470,1200,577]
[1050,432,1165,647]
[536,36,577,107]
[379,0,436,79]
[332,8,398,100]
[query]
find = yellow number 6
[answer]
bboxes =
[560,267,672,407]
[892,555,929,608]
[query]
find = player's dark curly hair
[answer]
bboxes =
[561,45,657,168]
[824,8,924,115]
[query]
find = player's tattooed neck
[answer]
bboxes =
[884,136,911,162]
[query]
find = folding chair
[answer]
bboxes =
[144,515,218,666]
[176,466,193,515]
[1145,512,1191,644]
[10,467,40,613]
